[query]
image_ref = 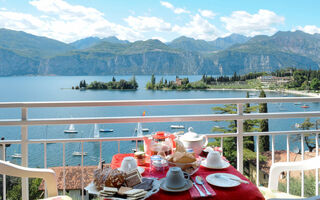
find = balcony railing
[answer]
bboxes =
[0,97,320,200]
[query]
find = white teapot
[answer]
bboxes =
[178,127,208,155]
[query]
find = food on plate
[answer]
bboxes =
[118,186,132,195]
[124,169,142,187]
[93,167,125,189]
[133,178,154,191]
[166,140,200,174]
[105,168,126,188]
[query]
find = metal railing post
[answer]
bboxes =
[2,144,6,200]
[21,107,29,200]
[237,103,244,173]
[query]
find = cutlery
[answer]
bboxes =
[192,178,205,197]
[215,174,249,184]
[195,176,211,195]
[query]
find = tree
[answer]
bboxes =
[211,101,260,169]
[112,76,116,82]
[310,78,320,91]
[151,74,156,86]
[6,177,43,200]
[293,118,317,152]
[259,90,270,152]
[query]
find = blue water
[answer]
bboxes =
[0,75,319,167]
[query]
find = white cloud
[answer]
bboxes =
[160,1,189,14]
[160,1,174,9]
[173,14,221,40]
[124,16,171,32]
[296,25,320,34]
[0,0,142,42]
[199,9,216,19]
[220,9,285,36]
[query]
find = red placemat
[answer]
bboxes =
[111,153,265,200]
[189,176,216,198]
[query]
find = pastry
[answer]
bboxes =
[175,140,186,152]
[124,169,142,187]
[105,169,125,188]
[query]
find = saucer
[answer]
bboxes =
[201,159,230,169]
[159,178,193,192]
[118,166,145,174]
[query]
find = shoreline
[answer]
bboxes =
[207,88,320,97]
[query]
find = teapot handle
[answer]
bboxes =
[202,135,208,147]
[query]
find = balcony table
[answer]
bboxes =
[111,153,265,200]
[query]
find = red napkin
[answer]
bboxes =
[189,176,216,199]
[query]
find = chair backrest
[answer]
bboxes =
[0,160,58,197]
[268,156,320,191]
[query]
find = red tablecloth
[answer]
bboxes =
[111,153,265,200]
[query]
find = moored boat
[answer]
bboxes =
[64,124,78,133]
[170,125,185,129]
[72,151,87,156]
[99,129,114,132]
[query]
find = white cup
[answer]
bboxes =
[120,157,137,172]
[206,151,224,167]
[165,167,190,189]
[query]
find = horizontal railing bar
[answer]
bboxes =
[2,129,319,145]
[0,111,320,126]
[0,97,319,108]
[243,129,320,136]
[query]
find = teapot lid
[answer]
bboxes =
[152,131,169,140]
[180,127,202,141]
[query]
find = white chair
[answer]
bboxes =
[259,156,320,200]
[0,160,71,200]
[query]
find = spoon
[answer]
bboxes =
[195,176,211,195]
[215,174,249,184]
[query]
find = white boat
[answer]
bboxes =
[134,123,149,133]
[72,151,87,156]
[170,125,185,129]
[99,129,114,132]
[11,153,22,158]
[294,102,302,105]
[64,124,78,133]
[93,124,99,138]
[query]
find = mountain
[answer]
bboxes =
[0,28,74,59]
[70,36,129,50]
[207,31,320,74]
[208,34,250,50]
[168,36,218,52]
[168,34,250,53]
[0,29,320,76]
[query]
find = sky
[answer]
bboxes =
[0,0,319,43]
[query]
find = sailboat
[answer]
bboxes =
[93,124,100,138]
[72,129,87,156]
[11,144,22,158]
[64,124,78,134]
[11,153,22,158]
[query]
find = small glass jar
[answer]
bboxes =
[150,155,168,176]
[134,151,146,166]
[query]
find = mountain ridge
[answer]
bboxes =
[0,28,319,76]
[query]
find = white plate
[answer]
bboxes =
[159,178,193,192]
[206,173,241,188]
[118,166,145,174]
[201,160,230,169]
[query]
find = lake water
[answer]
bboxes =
[0,75,318,167]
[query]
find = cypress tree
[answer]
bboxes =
[259,90,270,151]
